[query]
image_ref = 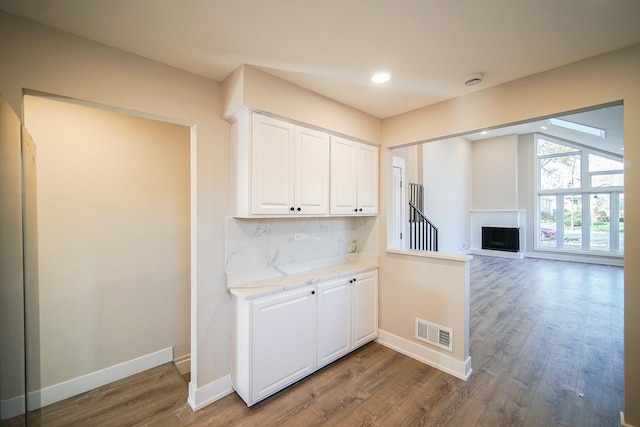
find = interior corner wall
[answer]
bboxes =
[23,95,190,390]
[0,10,231,394]
[471,135,518,210]
[0,94,26,416]
[422,137,472,252]
[226,65,382,144]
[518,133,536,252]
[381,44,640,425]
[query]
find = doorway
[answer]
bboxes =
[21,95,191,409]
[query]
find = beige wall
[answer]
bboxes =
[223,65,381,144]
[23,95,190,389]
[382,44,640,425]
[0,11,229,394]
[472,135,518,210]
[0,94,25,416]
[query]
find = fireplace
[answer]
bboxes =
[482,226,520,252]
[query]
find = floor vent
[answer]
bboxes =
[415,318,453,352]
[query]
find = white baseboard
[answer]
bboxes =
[469,249,524,259]
[1,394,25,420]
[376,329,472,381]
[525,250,623,266]
[620,411,638,427]
[187,374,233,411]
[27,347,173,410]
[174,354,191,375]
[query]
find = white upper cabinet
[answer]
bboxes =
[251,114,296,214]
[294,126,330,215]
[330,136,378,215]
[231,111,376,217]
[233,112,329,217]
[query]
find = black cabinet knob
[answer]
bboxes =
[353,278,357,282]
[290,207,295,211]
[297,207,301,211]
[311,290,315,295]
[359,208,363,212]
[354,208,358,212]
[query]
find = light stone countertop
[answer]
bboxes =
[227,258,378,300]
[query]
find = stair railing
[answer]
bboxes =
[408,183,438,251]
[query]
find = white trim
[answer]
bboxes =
[620,411,637,427]
[27,347,173,410]
[525,250,623,266]
[469,248,524,259]
[174,354,191,375]
[376,329,472,381]
[1,394,25,420]
[187,374,233,411]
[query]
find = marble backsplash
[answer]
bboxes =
[225,216,376,282]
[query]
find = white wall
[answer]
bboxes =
[422,137,472,252]
[472,135,518,210]
[23,95,190,393]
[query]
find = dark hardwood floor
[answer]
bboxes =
[5,256,624,426]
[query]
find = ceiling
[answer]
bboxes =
[1,0,640,121]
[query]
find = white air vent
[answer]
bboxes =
[415,318,453,352]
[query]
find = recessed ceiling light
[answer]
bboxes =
[371,73,391,84]
[540,126,548,130]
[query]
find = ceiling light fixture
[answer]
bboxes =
[371,72,391,84]
[547,118,606,138]
[463,72,483,86]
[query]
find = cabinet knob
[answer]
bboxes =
[311,290,315,295]
[353,278,357,282]
[290,207,295,211]
[354,208,358,212]
[297,207,301,211]
[349,279,353,283]
[359,208,363,212]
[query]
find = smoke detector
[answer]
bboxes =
[463,72,483,86]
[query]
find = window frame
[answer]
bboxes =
[534,134,624,255]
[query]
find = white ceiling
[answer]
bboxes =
[1,0,640,120]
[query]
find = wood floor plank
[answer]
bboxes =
[10,256,622,427]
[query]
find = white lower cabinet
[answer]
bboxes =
[231,269,378,406]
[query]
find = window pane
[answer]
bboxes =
[539,195,557,248]
[540,155,581,189]
[538,139,578,155]
[590,194,610,251]
[589,153,623,172]
[563,195,582,249]
[619,193,625,252]
[591,173,623,187]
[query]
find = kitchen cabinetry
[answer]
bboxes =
[317,269,378,368]
[330,136,378,215]
[231,268,378,406]
[233,112,329,216]
[232,285,317,406]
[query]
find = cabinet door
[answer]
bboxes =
[352,270,378,348]
[252,286,316,403]
[295,127,330,215]
[330,136,358,214]
[316,278,351,367]
[252,114,295,214]
[357,143,379,214]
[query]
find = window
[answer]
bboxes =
[536,136,623,254]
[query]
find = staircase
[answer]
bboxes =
[408,183,438,251]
